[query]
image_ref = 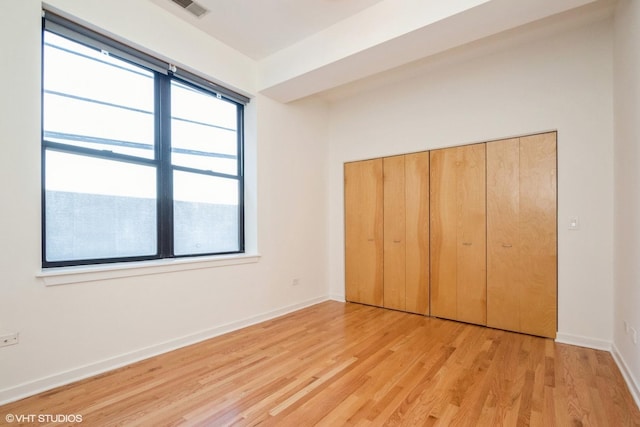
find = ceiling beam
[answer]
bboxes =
[258,0,596,103]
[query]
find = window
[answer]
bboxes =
[42,12,248,267]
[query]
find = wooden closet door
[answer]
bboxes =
[487,138,522,333]
[430,144,486,325]
[520,133,557,337]
[405,152,430,315]
[487,133,557,338]
[345,159,384,307]
[383,156,406,311]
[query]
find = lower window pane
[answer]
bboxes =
[45,150,157,262]
[173,171,240,255]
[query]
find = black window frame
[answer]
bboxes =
[41,11,248,268]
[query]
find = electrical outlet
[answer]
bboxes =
[631,327,638,345]
[569,216,580,230]
[0,331,18,348]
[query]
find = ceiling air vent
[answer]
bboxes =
[170,0,209,18]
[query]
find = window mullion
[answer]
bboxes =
[43,141,157,166]
[156,73,174,258]
[237,105,245,252]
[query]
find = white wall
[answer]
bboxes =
[613,0,640,404]
[327,14,614,346]
[0,1,329,403]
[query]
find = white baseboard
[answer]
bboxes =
[329,293,345,302]
[555,332,612,351]
[611,344,640,410]
[0,296,329,406]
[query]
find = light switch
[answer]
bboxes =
[569,217,579,230]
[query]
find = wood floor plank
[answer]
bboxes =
[1,301,639,426]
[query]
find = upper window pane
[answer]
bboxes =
[43,32,155,159]
[171,80,238,175]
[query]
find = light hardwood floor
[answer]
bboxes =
[2,301,639,426]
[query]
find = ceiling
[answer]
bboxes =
[149,0,386,60]
[149,0,605,102]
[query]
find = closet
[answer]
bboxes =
[344,132,557,338]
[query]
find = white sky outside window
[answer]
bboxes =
[43,32,239,205]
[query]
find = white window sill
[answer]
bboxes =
[37,253,261,286]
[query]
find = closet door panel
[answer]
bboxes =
[383,155,406,311]
[456,144,487,325]
[519,133,557,338]
[430,149,458,320]
[486,133,557,338]
[431,144,486,325]
[405,152,430,315]
[345,159,384,307]
[487,138,521,332]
